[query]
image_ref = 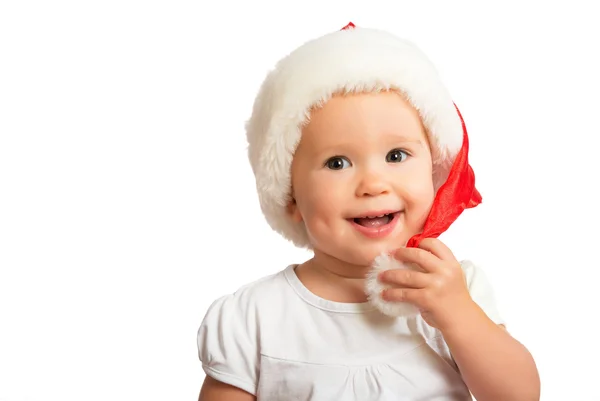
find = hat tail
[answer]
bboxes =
[406,104,481,248]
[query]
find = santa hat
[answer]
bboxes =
[246,22,481,252]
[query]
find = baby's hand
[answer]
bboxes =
[378,238,478,331]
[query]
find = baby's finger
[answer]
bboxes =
[379,269,430,289]
[418,238,455,262]
[381,287,424,306]
[394,246,441,273]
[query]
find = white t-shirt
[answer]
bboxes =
[197,261,504,400]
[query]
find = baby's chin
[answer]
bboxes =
[339,244,403,268]
[313,234,413,268]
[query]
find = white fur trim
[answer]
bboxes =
[365,252,421,317]
[246,26,463,248]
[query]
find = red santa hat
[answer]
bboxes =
[246,22,481,252]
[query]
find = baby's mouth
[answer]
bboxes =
[351,212,399,228]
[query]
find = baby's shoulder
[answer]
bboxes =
[459,259,493,290]
[459,259,483,282]
[201,266,292,323]
[459,259,504,325]
[197,268,292,395]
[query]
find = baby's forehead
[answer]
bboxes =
[299,91,428,148]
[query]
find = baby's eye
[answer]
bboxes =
[386,149,409,163]
[325,156,351,170]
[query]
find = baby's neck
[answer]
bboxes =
[295,252,371,303]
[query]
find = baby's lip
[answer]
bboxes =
[348,210,401,219]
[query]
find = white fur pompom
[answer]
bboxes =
[365,252,421,317]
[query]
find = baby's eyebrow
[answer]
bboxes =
[381,134,426,145]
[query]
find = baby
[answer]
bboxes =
[197,23,540,401]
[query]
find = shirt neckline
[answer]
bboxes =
[283,264,378,314]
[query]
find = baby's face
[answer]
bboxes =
[289,91,435,266]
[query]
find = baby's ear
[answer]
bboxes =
[286,198,303,223]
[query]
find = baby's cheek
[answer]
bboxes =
[299,195,337,228]
[404,184,435,221]
[303,215,343,251]
[310,185,344,214]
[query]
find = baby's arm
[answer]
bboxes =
[442,305,540,401]
[198,376,256,401]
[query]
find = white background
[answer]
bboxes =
[1,1,599,400]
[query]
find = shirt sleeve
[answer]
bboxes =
[197,293,259,395]
[461,260,506,327]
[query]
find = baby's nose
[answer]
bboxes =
[355,172,391,197]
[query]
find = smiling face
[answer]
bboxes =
[288,91,435,267]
